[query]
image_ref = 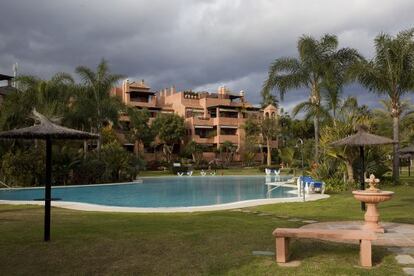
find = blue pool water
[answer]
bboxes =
[0,176,296,208]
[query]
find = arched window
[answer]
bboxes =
[265,112,270,118]
[271,112,275,118]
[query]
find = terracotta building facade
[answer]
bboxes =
[111,79,278,162]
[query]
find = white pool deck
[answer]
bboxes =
[0,177,330,213]
[0,194,329,213]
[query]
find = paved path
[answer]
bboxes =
[301,221,414,247]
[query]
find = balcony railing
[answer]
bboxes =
[215,135,239,144]
[214,117,242,126]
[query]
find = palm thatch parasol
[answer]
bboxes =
[0,110,98,241]
[331,125,395,210]
[399,145,414,176]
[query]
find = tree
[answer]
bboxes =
[219,141,237,166]
[0,73,74,130]
[320,97,371,184]
[262,34,360,161]
[244,115,264,164]
[152,113,186,163]
[261,117,279,166]
[244,115,279,166]
[75,59,124,154]
[183,141,204,165]
[127,108,154,157]
[352,28,414,184]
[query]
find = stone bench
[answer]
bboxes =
[272,228,377,267]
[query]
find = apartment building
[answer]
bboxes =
[111,79,278,162]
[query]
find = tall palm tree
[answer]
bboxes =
[263,34,360,161]
[75,59,124,154]
[352,28,414,184]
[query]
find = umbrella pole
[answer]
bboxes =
[44,138,52,241]
[409,157,411,177]
[359,146,366,211]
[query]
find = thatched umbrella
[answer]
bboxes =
[0,110,98,241]
[399,145,414,176]
[331,126,395,210]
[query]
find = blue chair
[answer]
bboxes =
[298,176,325,194]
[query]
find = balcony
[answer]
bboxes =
[128,96,157,108]
[214,117,247,126]
[190,135,215,144]
[215,135,238,144]
[191,116,214,126]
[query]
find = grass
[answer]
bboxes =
[1,181,413,274]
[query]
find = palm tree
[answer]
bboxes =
[0,73,74,130]
[75,59,124,154]
[320,97,372,184]
[352,28,414,184]
[263,34,360,161]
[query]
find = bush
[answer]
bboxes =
[171,166,188,174]
[72,158,106,185]
[146,160,162,171]
[1,147,45,187]
[324,178,347,193]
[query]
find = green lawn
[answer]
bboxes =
[1,183,413,274]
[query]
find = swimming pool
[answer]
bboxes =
[0,176,298,209]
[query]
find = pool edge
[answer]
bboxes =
[0,194,330,213]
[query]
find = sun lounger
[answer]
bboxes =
[265,168,272,175]
[187,171,193,176]
[298,176,325,194]
[200,170,207,176]
[177,172,184,176]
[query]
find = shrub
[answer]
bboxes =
[72,158,106,185]
[324,178,347,193]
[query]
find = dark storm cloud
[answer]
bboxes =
[1,0,414,111]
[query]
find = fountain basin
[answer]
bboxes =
[352,190,394,233]
[352,190,394,203]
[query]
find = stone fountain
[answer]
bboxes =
[352,174,394,233]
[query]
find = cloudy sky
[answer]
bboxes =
[1,0,413,111]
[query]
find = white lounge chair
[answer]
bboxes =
[265,168,272,175]
[200,170,207,176]
[210,171,216,176]
[187,171,193,176]
[177,172,184,176]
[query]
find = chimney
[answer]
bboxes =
[141,79,145,85]
[218,86,227,95]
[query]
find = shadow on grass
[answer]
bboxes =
[289,239,388,267]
